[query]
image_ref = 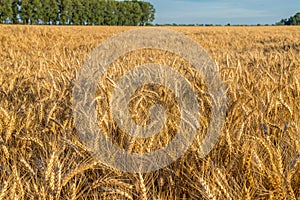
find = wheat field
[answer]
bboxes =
[0,25,300,199]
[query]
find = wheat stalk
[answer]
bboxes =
[62,162,97,187]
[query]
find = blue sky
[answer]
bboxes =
[149,0,300,25]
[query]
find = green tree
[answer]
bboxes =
[104,0,117,25]
[87,0,100,25]
[78,0,86,25]
[20,0,33,24]
[59,0,72,25]
[146,2,155,25]
[84,0,92,25]
[288,12,300,25]
[129,0,142,26]
[31,0,42,24]
[0,0,13,23]
[71,0,84,25]
[138,1,155,25]
[11,0,20,24]
[41,0,59,24]
[116,1,128,25]
[94,0,105,25]
[277,12,300,25]
[5,0,156,26]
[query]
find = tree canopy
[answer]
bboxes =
[0,0,155,25]
[277,12,300,25]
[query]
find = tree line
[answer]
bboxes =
[0,0,155,25]
[277,12,300,25]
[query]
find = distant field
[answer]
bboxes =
[0,25,299,199]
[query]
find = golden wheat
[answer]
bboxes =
[0,25,299,199]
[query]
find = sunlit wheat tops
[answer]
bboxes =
[0,25,299,199]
